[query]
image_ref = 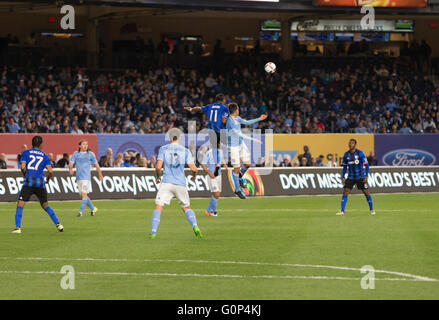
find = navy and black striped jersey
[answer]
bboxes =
[201,103,229,133]
[342,149,369,180]
[21,148,51,188]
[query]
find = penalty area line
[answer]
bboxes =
[0,256,437,282]
[0,269,434,282]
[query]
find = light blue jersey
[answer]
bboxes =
[201,149,224,174]
[226,116,260,147]
[70,151,97,181]
[158,143,194,187]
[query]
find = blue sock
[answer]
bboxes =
[184,209,198,229]
[44,206,60,225]
[15,206,23,228]
[366,195,374,211]
[151,209,161,235]
[80,198,87,213]
[232,171,241,192]
[207,196,218,213]
[341,195,348,212]
[86,197,95,210]
[241,165,249,176]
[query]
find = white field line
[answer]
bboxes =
[0,192,438,204]
[0,269,429,282]
[0,208,433,213]
[0,257,437,282]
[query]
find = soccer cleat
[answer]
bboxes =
[91,207,98,216]
[214,165,220,177]
[149,233,156,239]
[234,190,246,199]
[370,210,376,215]
[336,211,345,216]
[193,226,203,238]
[56,224,64,232]
[11,227,22,234]
[77,211,83,217]
[205,212,218,217]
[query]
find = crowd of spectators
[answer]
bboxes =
[0,49,438,136]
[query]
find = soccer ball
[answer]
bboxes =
[264,62,276,74]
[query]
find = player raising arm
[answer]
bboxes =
[337,138,375,216]
[69,139,103,217]
[12,136,63,233]
[226,102,267,199]
[149,128,202,239]
[185,93,229,176]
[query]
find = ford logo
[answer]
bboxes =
[382,149,436,166]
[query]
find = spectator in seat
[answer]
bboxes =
[280,155,292,167]
[122,153,134,167]
[48,153,57,167]
[299,157,308,167]
[57,153,70,168]
[106,148,114,167]
[17,144,27,168]
[0,153,7,169]
[148,155,157,168]
[316,155,325,167]
[7,117,20,133]
[114,153,123,167]
[325,157,338,167]
[367,151,378,166]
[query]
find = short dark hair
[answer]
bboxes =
[228,102,238,115]
[32,136,43,148]
[215,93,225,102]
[350,138,357,145]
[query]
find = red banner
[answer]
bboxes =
[0,134,98,168]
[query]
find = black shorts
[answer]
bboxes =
[344,178,368,191]
[18,186,48,203]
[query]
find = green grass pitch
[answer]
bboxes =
[0,193,438,299]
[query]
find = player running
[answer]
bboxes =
[12,136,63,233]
[149,128,202,239]
[226,102,267,199]
[201,146,227,217]
[69,139,103,217]
[337,138,375,216]
[185,93,229,176]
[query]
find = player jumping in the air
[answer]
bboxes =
[185,93,229,176]
[201,146,228,217]
[337,138,375,216]
[12,136,63,233]
[69,139,103,217]
[226,102,267,199]
[149,129,202,239]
